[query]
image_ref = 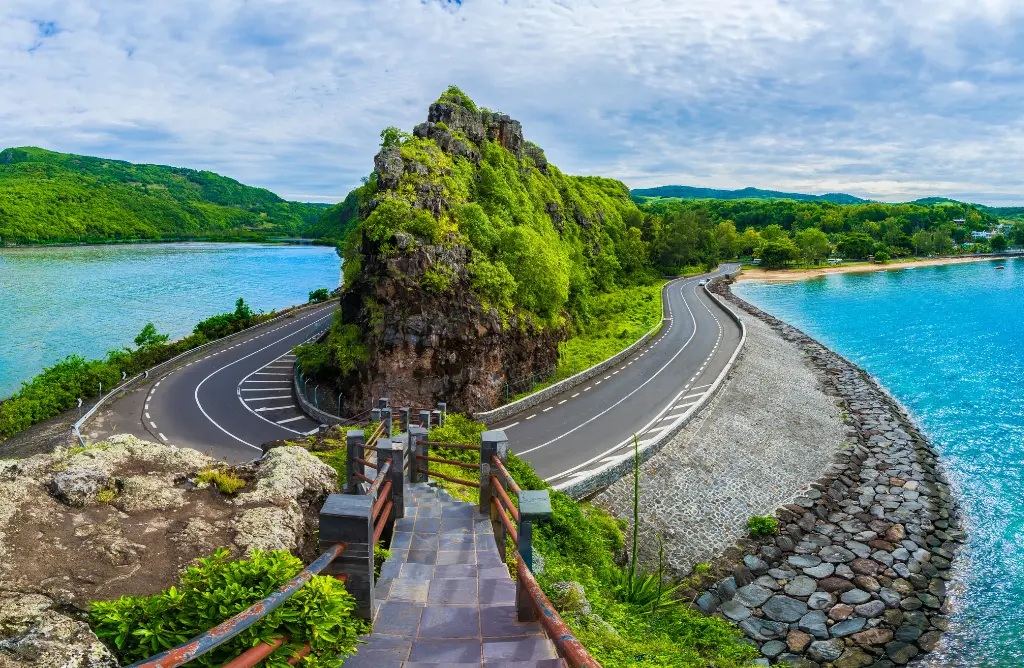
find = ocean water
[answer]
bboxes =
[0,242,340,398]
[734,258,1024,666]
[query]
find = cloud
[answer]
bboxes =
[1,0,1024,204]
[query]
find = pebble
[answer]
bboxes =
[841,589,871,605]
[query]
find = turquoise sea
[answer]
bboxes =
[0,242,340,398]
[734,258,1024,666]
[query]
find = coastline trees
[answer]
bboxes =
[795,227,830,265]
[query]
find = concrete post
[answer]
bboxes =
[386,439,405,521]
[378,397,389,409]
[370,408,381,423]
[408,426,428,483]
[515,490,553,621]
[319,494,375,619]
[346,430,364,493]
[438,402,447,426]
[383,407,393,438]
[418,410,431,430]
[479,429,509,553]
[400,407,410,434]
[431,410,442,429]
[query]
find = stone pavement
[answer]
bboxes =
[343,483,565,667]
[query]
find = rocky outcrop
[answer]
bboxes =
[0,435,338,667]
[340,238,559,412]
[690,283,963,667]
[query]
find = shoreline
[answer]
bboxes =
[0,237,328,250]
[682,281,964,666]
[738,253,1022,282]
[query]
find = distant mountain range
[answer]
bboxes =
[630,185,869,204]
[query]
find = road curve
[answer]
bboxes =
[493,264,743,484]
[140,303,336,462]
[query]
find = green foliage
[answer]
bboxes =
[436,85,478,113]
[0,147,323,245]
[758,238,800,268]
[420,266,453,294]
[374,543,392,579]
[308,288,331,303]
[0,299,270,440]
[89,548,361,667]
[497,225,570,322]
[747,515,779,538]
[379,126,410,149]
[195,468,246,494]
[133,323,169,350]
[873,249,891,263]
[293,311,369,380]
[469,259,517,312]
[992,234,1009,251]
[795,227,830,265]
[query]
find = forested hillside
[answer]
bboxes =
[631,185,868,204]
[0,147,325,244]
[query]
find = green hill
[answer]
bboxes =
[631,185,868,205]
[0,147,325,245]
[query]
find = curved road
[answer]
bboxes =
[99,265,741,475]
[109,303,337,462]
[495,264,742,484]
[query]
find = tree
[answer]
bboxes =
[133,323,168,351]
[873,250,891,263]
[737,228,761,257]
[715,221,739,260]
[379,126,409,149]
[308,288,331,303]
[992,234,1008,252]
[760,224,787,243]
[836,232,874,259]
[1011,223,1024,246]
[758,238,800,268]
[616,227,649,277]
[795,228,830,265]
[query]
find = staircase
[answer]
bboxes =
[343,482,566,667]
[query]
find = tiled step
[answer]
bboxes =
[343,482,563,667]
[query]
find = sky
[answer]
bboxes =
[3,1,1024,205]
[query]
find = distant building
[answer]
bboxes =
[971,230,996,240]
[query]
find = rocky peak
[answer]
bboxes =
[416,102,525,158]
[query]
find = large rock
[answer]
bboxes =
[0,591,116,667]
[50,468,110,507]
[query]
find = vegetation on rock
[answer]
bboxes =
[0,147,324,245]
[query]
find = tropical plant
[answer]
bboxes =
[747,515,780,538]
[308,288,331,303]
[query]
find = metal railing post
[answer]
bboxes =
[320,494,375,619]
[346,430,364,493]
[386,439,405,521]
[408,426,428,483]
[480,429,509,551]
[516,490,553,622]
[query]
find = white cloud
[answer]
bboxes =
[2,0,1024,204]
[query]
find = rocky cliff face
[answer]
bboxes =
[337,101,566,413]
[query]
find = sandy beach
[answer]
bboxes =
[737,254,1018,281]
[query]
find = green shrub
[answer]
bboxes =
[293,311,369,380]
[196,468,246,495]
[308,288,331,303]
[420,266,452,294]
[469,259,517,312]
[747,515,779,538]
[374,543,391,579]
[89,548,362,667]
[436,85,478,113]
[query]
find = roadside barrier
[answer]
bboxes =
[71,300,333,447]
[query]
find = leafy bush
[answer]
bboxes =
[747,515,779,538]
[89,548,362,667]
[374,543,391,579]
[436,85,478,113]
[308,288,331,303]
[196,468,246,494]
[420,266,452,294]
[469,259,517,312]
[293,311,369,380]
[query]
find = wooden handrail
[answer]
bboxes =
[416,454,480,470]
[418,468,480,489]
[490,475,520,522]
[491,455,522,494]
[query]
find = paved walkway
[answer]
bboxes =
[344,483,563,667]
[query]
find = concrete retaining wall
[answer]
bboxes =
[473,277,684,424]
[555,273,746,499]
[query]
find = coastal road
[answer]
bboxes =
[101,303,337,463]
[495,264,743,485]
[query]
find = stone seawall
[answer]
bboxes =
[691,281,964,668]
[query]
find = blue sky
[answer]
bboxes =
[2,1,1024,204]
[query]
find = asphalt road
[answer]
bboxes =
[98,265,740,474]
[132,303,336,462]
[493,264,743,485]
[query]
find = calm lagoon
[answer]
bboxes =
[0,242,340,397]
[735,258,1024,666]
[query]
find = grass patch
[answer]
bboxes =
[196,467,246,495]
